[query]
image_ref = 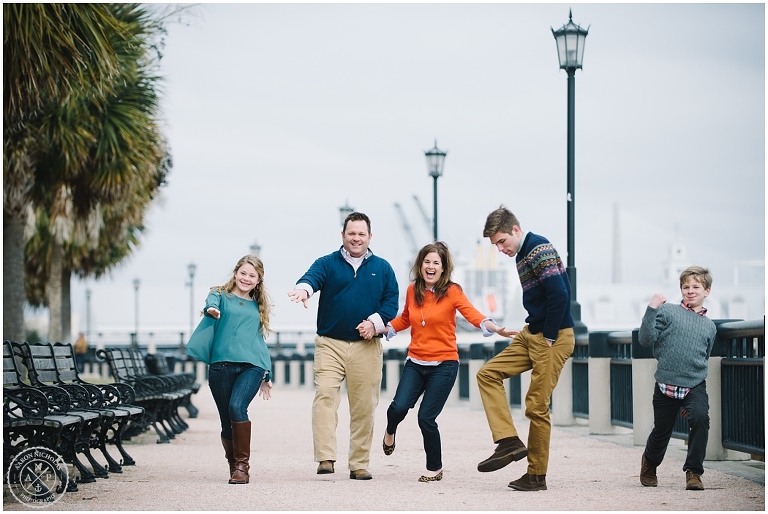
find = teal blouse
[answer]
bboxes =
[203,290,271,372]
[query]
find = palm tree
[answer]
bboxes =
[3,4,123,341]
[24,4,171,344]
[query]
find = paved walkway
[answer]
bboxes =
[4,386,764,511]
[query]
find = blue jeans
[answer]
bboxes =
[644,381,710,475]
[208,362,265,440]
[386,360,459,471]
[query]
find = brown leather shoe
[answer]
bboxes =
[349,469,373,480]
[685,470,704,490]
[508,473,547,491]
[477,436,528,472]
[317,460,335,474]
[640,454,658,487]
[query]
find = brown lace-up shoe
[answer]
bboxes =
[477,436,528,472]
[640,454,658,487]
[508,473,547,491]
[685,470,704,490]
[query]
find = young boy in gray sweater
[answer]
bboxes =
[638,266,717,490]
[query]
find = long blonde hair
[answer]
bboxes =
[212,254,272,338]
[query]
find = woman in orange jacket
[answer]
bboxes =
[382,241,514,482]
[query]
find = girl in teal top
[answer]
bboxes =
[188,254,272,485]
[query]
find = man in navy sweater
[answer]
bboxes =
[476,206,575,491]
[288,212,399,480]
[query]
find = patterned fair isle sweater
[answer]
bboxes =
[516,232,574,340]
[638,303,717,388]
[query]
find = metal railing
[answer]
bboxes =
[719,319,765,456]
[79,317,765,457]
[572,338,589,417]
[607,331,633,428]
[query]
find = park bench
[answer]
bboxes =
[15,341,145,474]
[144,352,200,418]
[96,347,191,443]
[3,341,90,492]
[126,349,192,436]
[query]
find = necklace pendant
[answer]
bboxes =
[421,320,426,327]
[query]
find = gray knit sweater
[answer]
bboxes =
[638,303,717,388]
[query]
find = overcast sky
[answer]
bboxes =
[58,2,764,340]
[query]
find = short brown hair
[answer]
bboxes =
[679,266,713,290]
[343,212,371,233]
[483,205,520,237]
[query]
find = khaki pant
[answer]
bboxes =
[312,335,383,471]
[477,326,574,475]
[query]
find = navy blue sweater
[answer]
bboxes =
[297,248,399,341]
[516,232,574,340]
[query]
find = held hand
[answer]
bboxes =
[356,320,375,340]
[206,307,221,319]
[649,293,666,309]
[258,380,273,400]
[287,289,309,309]
[496,327,519,339]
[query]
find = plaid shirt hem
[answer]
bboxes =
[657,382,690,399]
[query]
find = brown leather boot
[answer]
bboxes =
[229,421,251,484]
[221,437,235,477]
[508,473,547,491]
[640,454,658,487]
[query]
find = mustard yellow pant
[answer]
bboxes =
[312,335,383,471]
[477,326,574,475]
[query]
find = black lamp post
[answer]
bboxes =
[552,10,589,340]
[85,288,91,341]
[132,278,140,350]
[187,263,196,341]
[424,140,447,241]
[250,241,262,257]
[339,201,355,228]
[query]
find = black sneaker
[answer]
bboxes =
[477,436,528,472]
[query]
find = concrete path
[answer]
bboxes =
[4,386,764,511]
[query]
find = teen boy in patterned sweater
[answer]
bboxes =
[638,266,717,491]
[476,206,575,491]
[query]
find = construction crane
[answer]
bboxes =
[412,195,432,235]
[393,202,419,255]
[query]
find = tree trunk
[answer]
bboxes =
[3,213,26,341]
[48,241,64,344]
[62,267,72,344]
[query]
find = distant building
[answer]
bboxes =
[455,241,515,331]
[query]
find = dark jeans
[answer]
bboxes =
[75,354,86,373]
[644,381,710,475]
[386,359,459,471]
[208,361,265,440]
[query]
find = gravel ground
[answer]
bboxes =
[4,385,764,511]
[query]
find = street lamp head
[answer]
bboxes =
[250,241,262,257]
[551,9,589,71]
[339,201,355,227]
[133,278,140,290]
[424,139,447,179]
[188,262,196,279]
